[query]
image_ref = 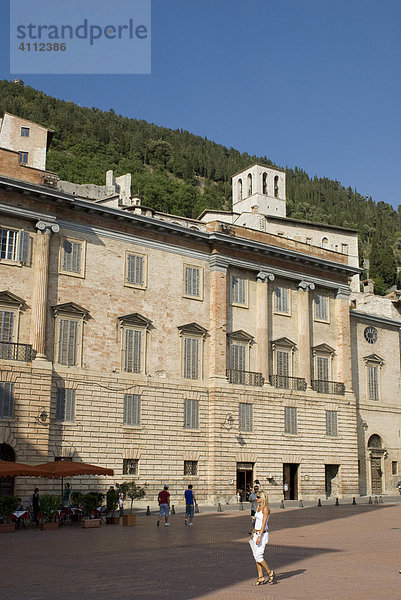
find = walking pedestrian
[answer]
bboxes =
[249,490,275,585]
[184,484,197,526]
[31,487,40,525]
[248,485,259,533]
[157,484,170,526]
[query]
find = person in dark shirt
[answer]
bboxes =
[184,484,197,526]
[157,485,170,526]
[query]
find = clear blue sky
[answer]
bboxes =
[1,0,400,210]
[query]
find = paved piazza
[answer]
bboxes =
[2,501,400,600]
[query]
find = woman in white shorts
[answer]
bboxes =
[249,490,275,585]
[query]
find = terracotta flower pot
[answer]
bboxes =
[81,518,101,528]
[0,523,15,533]
[122,514,136,526]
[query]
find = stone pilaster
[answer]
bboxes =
[256,271,275,381]
[335,285,352,390]
[31,220,59,359]
[208,255,228,382]
[297,280,315,387]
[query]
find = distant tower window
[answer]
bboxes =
[262,172,268,194]
[21,127,30,137]
[247,173,252,196]
[238,178,242,202]
[274,175,279,198]
[321,237,328,249]
[18,152,28,165]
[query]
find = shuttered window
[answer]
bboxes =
[0,382,14,418]
[326,410,338,436]
[368,366,379,400]
[231,344,246,371]
[124,328,143,373]
[123,459,138,475]
[184,266,200,297]
[284,406,297,434]
[56,388,75,422]
[315,294,328,320]
[62,240,82,274]
[316,356,329,381]
[124,394,141,425]
[232,276,246,305]
[0,228,29,263]
[183,337,200,379]
[239,403,253,432]
[275,286,289,313]
[0,310,14,360]
[184,399,199,429]
[126,254,144,286]
[276,350,290,376]
[58,319,79,366]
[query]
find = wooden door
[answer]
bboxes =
[371,457,382,494]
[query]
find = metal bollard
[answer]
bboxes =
[368,496,373,504]
[374,496,378,504]
[171,504,176,514]
[280,500,285,509]
[299,499,303,507]
[239,501,244,511]
[335,498,339,506]
[217,503,223,512]
[379,496,383,503]
[146,506,151,516]
[317,498,322,507]
[352,497,356,505]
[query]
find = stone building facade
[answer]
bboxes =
[0,113,399,505]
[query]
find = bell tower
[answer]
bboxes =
[232,164,286,218]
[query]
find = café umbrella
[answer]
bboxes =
[0,459,43,477]
[32,460,114,497]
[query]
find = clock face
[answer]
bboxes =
[364,326,378,344]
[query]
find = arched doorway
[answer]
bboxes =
[0,443,16,497]
[368,434,383,494]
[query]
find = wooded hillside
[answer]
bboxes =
[1,80,400,293]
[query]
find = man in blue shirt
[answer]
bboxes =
[184,484,197,526]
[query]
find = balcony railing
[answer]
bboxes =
[311,379,345,395]
[226,369,264,387]
[0,342,35,362]
[269,375,307,391]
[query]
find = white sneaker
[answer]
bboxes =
[164,522,170,526]
[188,522,193,526]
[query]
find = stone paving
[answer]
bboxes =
[1,500,401,600]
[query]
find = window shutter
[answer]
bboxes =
[124,329,142,373]
[58,319,78,366]
[276,350,289,376]
[18,231,30,263]
[184,337,199,379]
[285,407,297,434]
[64,389,75,421]
[239,403,253,431]
[275,287,289,312]
[326,410,338,436]
[127,254,143,285]
[185,267,200,296]
[184,399,198,429]
[0,382,14,418]
[124,394,141,425]
[368,366,378,400]
[316,295,328,320]
[0,311,14,343]
[231,344,246,371]
[317,356,329,381]
[56,389,65,421]
[232,277,246,304]
[62,240,81,273]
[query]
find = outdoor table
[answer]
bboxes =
[11,510,31,528]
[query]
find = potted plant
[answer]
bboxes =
[0,495,18,532]
[81,492,101,528]
[120,481,147,526]
[39,494,60,530]
[106,487,120,524]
